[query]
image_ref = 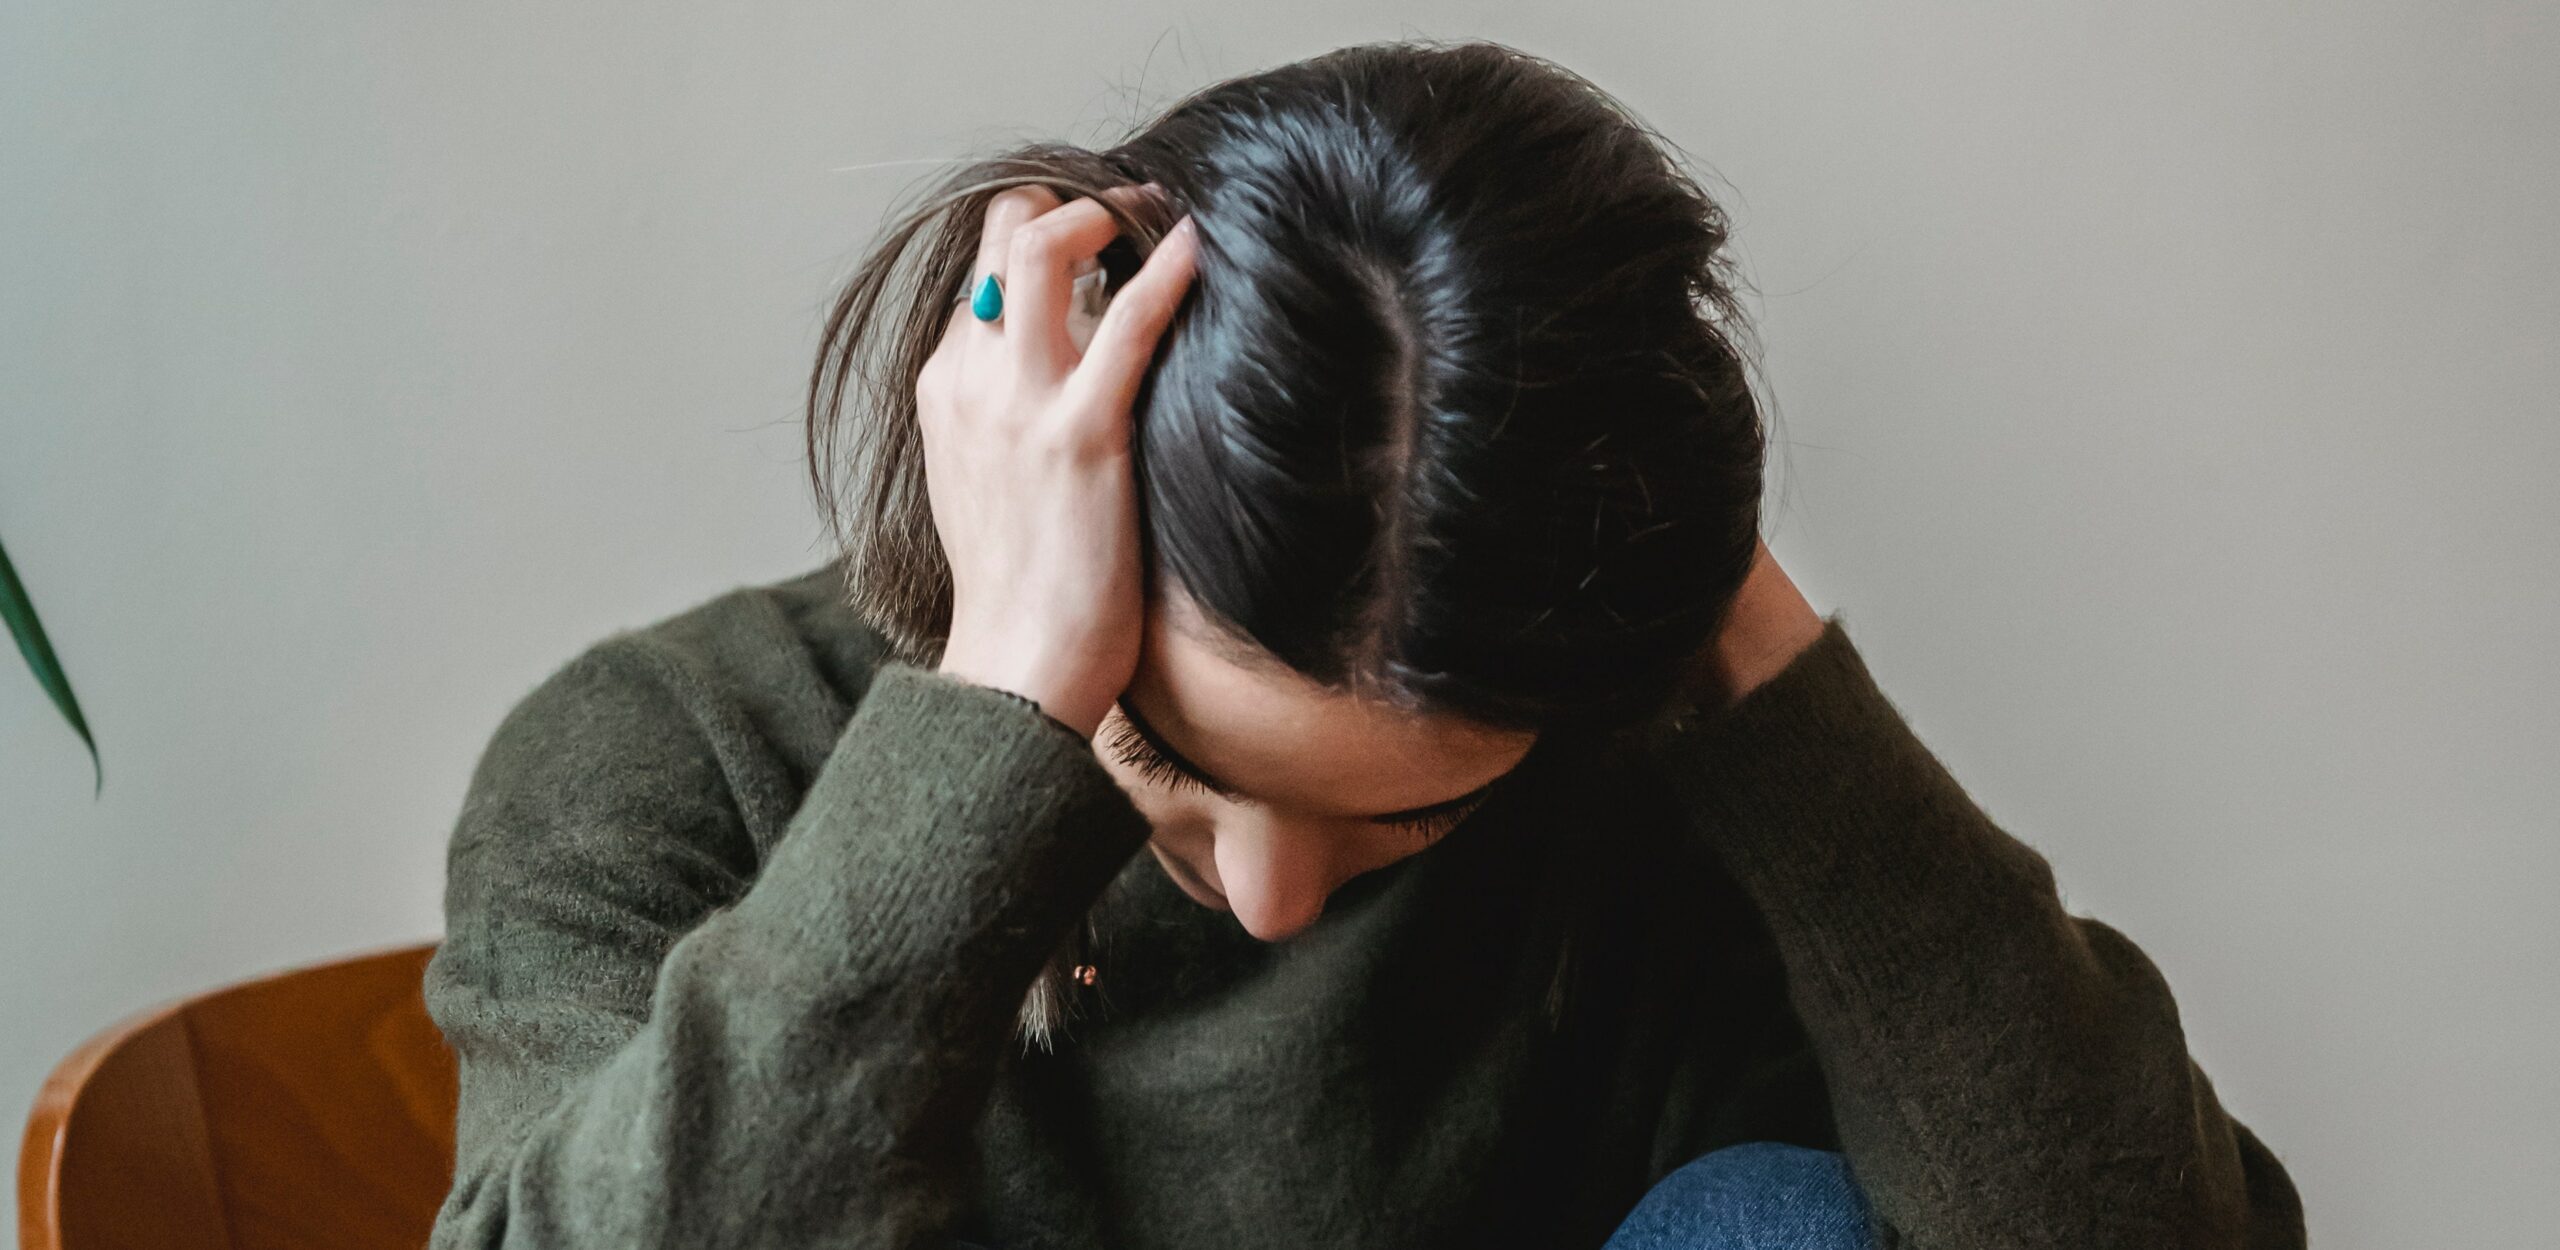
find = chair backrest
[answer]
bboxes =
[18,942,459,1250]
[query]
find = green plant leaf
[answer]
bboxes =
[0,535,102,798]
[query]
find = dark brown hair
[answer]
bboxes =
[804,38,1767,1046]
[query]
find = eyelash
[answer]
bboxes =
[1102,717,1487,844]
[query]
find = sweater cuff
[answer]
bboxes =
[1635,614,2061,955]
[723,660,1154,1003]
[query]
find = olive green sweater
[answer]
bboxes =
[421,562,2305,1249]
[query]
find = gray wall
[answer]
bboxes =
[5,3,2552,1244]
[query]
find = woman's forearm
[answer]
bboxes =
[1637,617,2307,1249]
[427,645,1151,1249]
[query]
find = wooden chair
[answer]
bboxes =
[18,942,459,1250]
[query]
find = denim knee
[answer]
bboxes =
[1601,1140,1877,1250]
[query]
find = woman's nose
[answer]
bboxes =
[1210,815,1336,943]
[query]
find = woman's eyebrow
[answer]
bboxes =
[1113,695,1506,824]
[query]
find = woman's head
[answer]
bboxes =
[806,37,1766,1021]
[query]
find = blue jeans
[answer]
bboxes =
[1602,1141,1877,1250]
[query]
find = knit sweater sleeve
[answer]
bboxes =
[1631,614,2307,1250]
[421,637,1151,1249]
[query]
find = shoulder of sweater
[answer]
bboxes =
[487,562,904,795]
[458,562,956,873]
[608,560,893,708]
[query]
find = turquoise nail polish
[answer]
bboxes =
[971,273,1004,322]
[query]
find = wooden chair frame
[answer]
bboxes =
[18,942,458,1250]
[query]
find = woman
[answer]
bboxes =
[423,39,2305,1249]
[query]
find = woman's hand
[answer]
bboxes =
[922,182,1199,740]
[1701,538,1827,708]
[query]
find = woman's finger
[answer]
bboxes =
[1065,214,1198,420]
[1002,184,1167,381]
[971,185,1060,303]
[940,186,1061,381]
